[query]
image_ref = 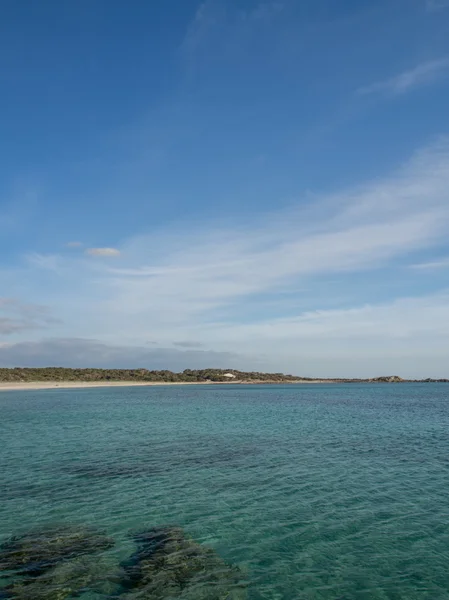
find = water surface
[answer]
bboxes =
[1,383,449,599]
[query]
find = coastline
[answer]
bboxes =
[0,379,336,392]
[0,378,447,392]
[0,381,216,392]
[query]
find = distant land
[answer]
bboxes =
[0,368,448,388]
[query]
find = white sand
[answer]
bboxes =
[0,381,214,392]
[0,379,331,392]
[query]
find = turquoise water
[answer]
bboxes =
[1,383,449,599]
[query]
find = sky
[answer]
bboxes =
[1,0,449,378]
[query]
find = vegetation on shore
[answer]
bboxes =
[0,367,302,384]
[0,368,447,383]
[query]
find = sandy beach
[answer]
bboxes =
[0,379,328,392]
[0,381,215,392]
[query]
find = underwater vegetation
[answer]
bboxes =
[0,524,246,599]
[0,525,117,599]
[121,526,247,599]
[0,525,114,576]
[4,556,121,600]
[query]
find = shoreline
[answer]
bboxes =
[0,379,447,392]
[0,380,346,392]
[0,380,327,391]
[0,381,220,392]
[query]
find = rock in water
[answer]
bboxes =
[3,556,122,600]
[122,526,247,599]
[0,525,114,575]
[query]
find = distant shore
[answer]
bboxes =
[0,380,331,392]
[0,368,447,392]
[0,378,447,392]
[0,381,217,392]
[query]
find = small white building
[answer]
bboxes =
[223,372,236,379]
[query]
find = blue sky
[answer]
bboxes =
[1,0,449,377]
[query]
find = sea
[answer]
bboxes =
[1,383,449,599]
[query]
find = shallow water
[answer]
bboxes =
[1,383,449,599]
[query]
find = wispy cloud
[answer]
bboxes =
[5,140,449,375]
[181,1,221,56]
[173,341,204,348]
[0,338,239,370]
[0,182,41,233]
[86,248,121,257]
[94,139,449,335]
[66,241,83,248]
[358,58,449,96]
[204,291,449,377]
[0,298,57,336]
[212,292,449,343]
[410,257,449,269]
[181,1,285,68]
[241,2,284,22]
[26,253,62,272]
[426,0,449,11]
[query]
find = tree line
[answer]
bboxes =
[0,367,304,383]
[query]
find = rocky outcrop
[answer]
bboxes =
[370,376,404,383]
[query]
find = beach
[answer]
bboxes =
[0,380,213,392]
[0,378,417,391]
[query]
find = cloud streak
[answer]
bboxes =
[358,58,449,96]
[0,298,57,336]
[94,139,449,335]
[411,257,449,269]
[181,0,285,70]
[0,338,240,370]
[4,139,449,376]
[86,248,121,257]
[426,0,449,11]
[173,341,204,348]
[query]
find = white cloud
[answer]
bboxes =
[92,139,449,334]
[212,293,449,343]
[4,140,449,375]
[86,247,121,257]
[358,58,449,96]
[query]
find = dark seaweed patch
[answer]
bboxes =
[62,463,164,480]
[0,525,114,576]
[1,524,246,599]
[3,556,121,600]
[121,526,247,599]
[61,442,260,483]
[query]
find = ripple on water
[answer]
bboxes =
[1,383,449,599]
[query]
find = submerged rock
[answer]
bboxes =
[122,526,247,599]
[4,556,122,600]
[0,525,114,575]
[63,462,163,480]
